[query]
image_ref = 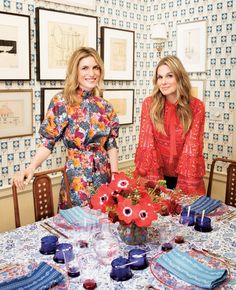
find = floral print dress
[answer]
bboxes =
[39,89,119,208]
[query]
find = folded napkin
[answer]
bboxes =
[156,248,227,289]
[185,196,222,214]
[0,262,64,290]
[60,206,99,227]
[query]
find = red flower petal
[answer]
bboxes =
[116,198,136,224]
[134,204,157,227]
[90,184,113,211]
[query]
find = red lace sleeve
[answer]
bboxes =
[176,97,206,195]
[134,97,164,180]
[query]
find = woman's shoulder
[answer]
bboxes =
[50,90,65,104]
[143,95,153,106]
[190,97,205,113]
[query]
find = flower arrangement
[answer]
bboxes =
[90,171,181,228]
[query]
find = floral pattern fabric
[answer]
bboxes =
[39,89,119,207]
[135,96,205,195]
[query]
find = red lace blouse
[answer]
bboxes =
[135,96,206,195]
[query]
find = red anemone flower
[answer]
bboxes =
[109,172,132,193]
[90,184,113,212]
[134,203,157,227]
[116,198,136,224]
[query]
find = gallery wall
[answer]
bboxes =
[0,0,235,190]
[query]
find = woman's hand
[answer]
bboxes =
[12,167,35,190]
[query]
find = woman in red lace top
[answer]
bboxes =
[135,55,205,195]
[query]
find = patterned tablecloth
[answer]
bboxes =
[0,204,235,290]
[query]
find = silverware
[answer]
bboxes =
[40,223,59,238]
[227,213,236,221]
[202,249,236,268]
[115,260,139,269]
[216,211,236,221]
[132,250,151,258]
[44,222,69,239]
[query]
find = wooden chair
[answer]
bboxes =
[207,157,236,207]
[12,167,72,228]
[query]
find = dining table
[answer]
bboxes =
[0,196,236,290]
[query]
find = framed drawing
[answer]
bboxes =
[45,0,96,10]
[103,89,134,125]
[177,20,207,72]
[0,12,31,80]
[40,87,63,121]
[191,80,205,101]
[36,8,97,81]
[101,27,134,81]
[0,89,33,139]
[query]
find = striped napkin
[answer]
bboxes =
[185,196,222,214]
[0,262,64,290]
[60,206,99,227]
[156,248,228,289]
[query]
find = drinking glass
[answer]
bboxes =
[63,249,81,278]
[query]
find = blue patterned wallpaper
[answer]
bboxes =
[0,0,235,188]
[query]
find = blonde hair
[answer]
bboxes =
[150,55,193,134]
[63,47,104,106]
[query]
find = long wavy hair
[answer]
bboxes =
[63,47,104,106]
[150,55,193,134]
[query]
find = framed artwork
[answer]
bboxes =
[0,89,33,139]
[101,27,135,81]
[0,12,31,80]
[191,80,205,101]
[40,88,63,122]
[45,0,96,10]
[36,7,97,81]
[103,89,134,125]
[177,20,207,72]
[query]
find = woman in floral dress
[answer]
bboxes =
[13,47,120,207]
[135,55,205,195]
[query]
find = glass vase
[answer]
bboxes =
[118,223,148,245]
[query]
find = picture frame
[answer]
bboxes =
[101,27,135,81]
[36,7,97,81]
[177,20,207,72]
[44,0,96,10]
[191,80,205,101]
[103,89,134,125]
[0,12,31,80]
[0,89,33,139]
[40,87,63,122]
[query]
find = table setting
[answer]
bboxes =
[0,172,236,289]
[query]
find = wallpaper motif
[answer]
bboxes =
[0,0,235,188]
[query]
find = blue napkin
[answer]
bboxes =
[0,262,64,290]
[156,248,227,289]
[60,206,99,227]
[185,196,222,214]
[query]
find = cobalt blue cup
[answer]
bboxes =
[40,235,58,255]
[110,257,133,281]
[179,209,195,226]
[53,243,73,263]
[128,249,148,270]
[194,216,212,232]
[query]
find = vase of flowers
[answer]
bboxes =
[90,171,181,245]
[118,222,148,245]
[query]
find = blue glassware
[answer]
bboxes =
[53,243,73,263]
[194,216,212,232]
[179,209,195,226]
[128,249,148,270]
[40,235,58,255]
[110,257,133,281]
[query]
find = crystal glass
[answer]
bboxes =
[92,219,120,265]
[63,249,80,278]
